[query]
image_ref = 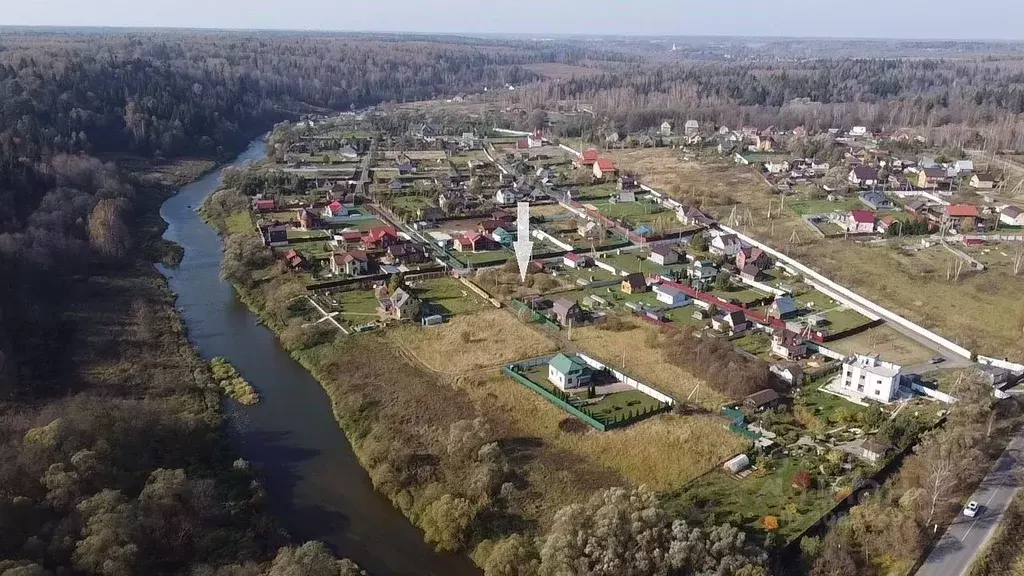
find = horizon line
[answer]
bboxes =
[0,24,1022,44]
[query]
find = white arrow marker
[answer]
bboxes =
[512,201,534,282]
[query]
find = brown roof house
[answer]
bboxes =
[712,310,750,335]
[771,329,808,360]
[330,251,369,276]
[736,247,771,270]
[621,272,648,294]
[551,299,584,327]
[744,389,782,411]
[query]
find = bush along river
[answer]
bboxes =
[156,138,480,576]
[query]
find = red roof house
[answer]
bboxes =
[575,149,600,167]
[254,199,276,212]
[944,204,980,232]
[455,232,486,252]
[593,158,618,179]
[362,226,399,249]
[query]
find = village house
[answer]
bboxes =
[736,247,771,270]
[770,363,805,386]
[712,310,750,335]
[848,165,879,188]
[495,188,521,206]
[283,249,306,270]
[859,191,893,210]
[771,329,808,360]
[362,226,399,250]
[612,190,637,203]
[262,224,288,247]
[840,353,903,403]
[653,284,691,307]
[1000,205,1024,227]
[548,353,592,391]
[385,242,426,265]
[676,205,716,228]
[593,158,618,180]
[477,220,503,235]
[621,272,648,294]
[754,135,777,152]
[917,167,949,190]
[684,119,700,137]
[454,232,488,252]
[619,174,639,191]
[768,295,799,320]
[846,210,877,234]
[847,437,890,465]
[254,198,276,213]
[574,149,600,169]
[378,288,420,322]
[338,145,358,159]
[951,160,974,176]
[690,259,718,282]
[330,251,369,276]
[563,252,591,269]
[649,245,680,266]
[660,121,673,137]
[971,173,998,190]
[943,204,980,232]
[740,264,765,282]
[551,299,584,327]
[298,208,322,230]
[744,389,782,412]
[321,200,348,222]
[876,215,898,235]
[764,159,789,174]
[492,227,515,247]
[710,233,743,256]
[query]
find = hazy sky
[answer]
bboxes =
[5,0,1024,40]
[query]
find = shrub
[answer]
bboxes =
[419,494,476,553]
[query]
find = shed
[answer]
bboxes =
[724,454,750,474]
[744,389,782,411]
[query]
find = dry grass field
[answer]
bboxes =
[458,373,748,493]
[571,319,727,410]
[827,324,935,365]
[388,309,557,375]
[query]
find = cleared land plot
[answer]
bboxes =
[388,309,557,374]
[595,251,687,278]
[786,197,863,216]
[572,319,726,410]
[831,323,937,362]
[408,277,489,317]
[465,373,748,492]
[575,183,618,201]
[328,289,380,327]
[710,285,771,306]
[789,239,1024,360]
[381,150,448,161]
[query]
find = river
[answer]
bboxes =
[156,139,480,576]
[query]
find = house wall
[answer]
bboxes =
[719,224,972,359]
[841,363,898,402]
[575,353,675,405]
[909,382,957,404]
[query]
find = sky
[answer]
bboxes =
[4,0,1024,41]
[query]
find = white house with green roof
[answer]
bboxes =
[548,353,592,391]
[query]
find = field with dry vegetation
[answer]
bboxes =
[828,324,935,365]
[388,309,557,375]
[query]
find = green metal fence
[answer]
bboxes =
[504,365,607,431]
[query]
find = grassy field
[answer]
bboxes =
[789,240,1024,360]
[572,319,727,410]
[465,372,748,493]
[710,285,771,306]
[786,197,863,216]
[733,332,773,357]
[330,289,380,325]
[408,277,489,316]
[823,323,937,362]
[388,309,557,375]
[225,212,253,235]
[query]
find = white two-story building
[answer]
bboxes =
[839,354,903,403]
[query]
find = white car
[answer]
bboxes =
[963,501,980,518]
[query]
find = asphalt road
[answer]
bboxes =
[916,426,1024,576]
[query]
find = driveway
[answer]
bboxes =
[916,426,1024,576]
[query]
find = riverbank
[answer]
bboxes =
[159,140,481,576]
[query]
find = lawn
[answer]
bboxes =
[389,195,437,215]
[572,319,727,410]
[827,324,934,365]
[575,183,618,201]
[786,197,863,216]
[226,212,253,235]
[518,364,666,426]
[283,240,333,259]
[819,307,874,335]
[327,289,380,327]
[408,277,489,316]
[667,457,840,544]
[594,251,688,278]
[710,285,771,306]
[664,306,709,330]
[592,199,664,221]
[733,331,773,356]
[387,309,557,375]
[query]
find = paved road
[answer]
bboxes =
[916,426,1024,576]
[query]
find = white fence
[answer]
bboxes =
[593,259,624,276]
[891,190,950,206]
[577,353,676,405]
[492,128,531,136]
[531,228,574,251]
[481,146,510,175]
[910,382,957,404]
[978,356,1024,376]
[807,342,846,361]
[559,143,581,157]
[719,224,972,359]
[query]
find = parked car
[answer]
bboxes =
[930,356,945,364]
[963,500,980,518]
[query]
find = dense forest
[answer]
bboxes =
[508,58,1024,148]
